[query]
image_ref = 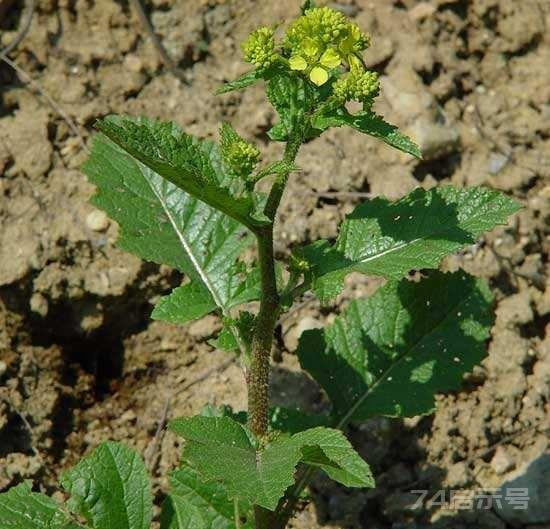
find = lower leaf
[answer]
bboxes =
[169,416,373,511]
[61,442,152,529]
[298,271,494,423]
[160,467,252,529]
[0,482,80,529]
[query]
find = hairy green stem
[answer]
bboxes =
[248,138,302,437]
[248,138,302,529]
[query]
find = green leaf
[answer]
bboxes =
[312,107,421,158]
[209,311,256,354]
[169,416,287,510]
[298,271,494,423]
[160,467,252,529]
[60,442,152,529]
[266,73,316,141]
[216,69,264,95]
[292,427,374,488]
[153,267,260,325]
[0,482,79,529]
[169,416,372,510]
[267,407,329,434]
[94,116,268,229]
[84,132,259,325]
[299,186,521,302]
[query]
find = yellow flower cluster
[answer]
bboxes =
[283,7,370,86]
[333,70,380,103]
[242,27,278,70]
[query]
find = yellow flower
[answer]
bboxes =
[283,7,370,86]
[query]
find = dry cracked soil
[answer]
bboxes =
[0,0,549,528]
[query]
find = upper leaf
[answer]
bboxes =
[299,186,521,303]
[266,73,318,141]
[94,115,268,229]
[160,467,252,529]
[84,132,259,325]
[0,482,81,529]
[60,442,152,529]
[169,416,372,510]
[297,271,494,423]
[216,69,264,95]
[312,106,421,158]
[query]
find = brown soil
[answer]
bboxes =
[0,1,549,528]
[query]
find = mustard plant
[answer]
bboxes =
[0,3,520,529]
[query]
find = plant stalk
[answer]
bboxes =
[247,137,302,437]
[248,138,302,529]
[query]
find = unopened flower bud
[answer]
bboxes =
[242,27,278,69]
[220,123,260,178]
[333,70,380,103]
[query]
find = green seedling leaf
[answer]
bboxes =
[61,442,152,529]
[169,416,372,510]
[299,186,521,302]
[84,132,260,325]
[94,116,268,229]
[160,467,252,529]
[312,107,421,158]
[0,482,81,529]
[298,271,494,423]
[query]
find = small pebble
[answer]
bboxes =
[488,152,510,174]
[86,210,110,232]
[409,2,436,21]
[124,54,143,73]
[0,360,7,376]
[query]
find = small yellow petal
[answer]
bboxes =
[303,38,319,58]
[309,67,329,86]
[289,55,308,71]
[319,48,341,69]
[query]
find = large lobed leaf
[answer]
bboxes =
[0,482,81,529]
[84,131,259,325]
[169,416,373,511]
[298,271,493,423]
[61,442,152,529]
[160,467,253,529]
[299,186,521,303]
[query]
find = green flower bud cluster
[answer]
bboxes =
[333,70,380,104]
[283,7,370,86]
[220,123,260,178]
[242,27,278,69]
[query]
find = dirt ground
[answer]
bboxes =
[0,0,549,528]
